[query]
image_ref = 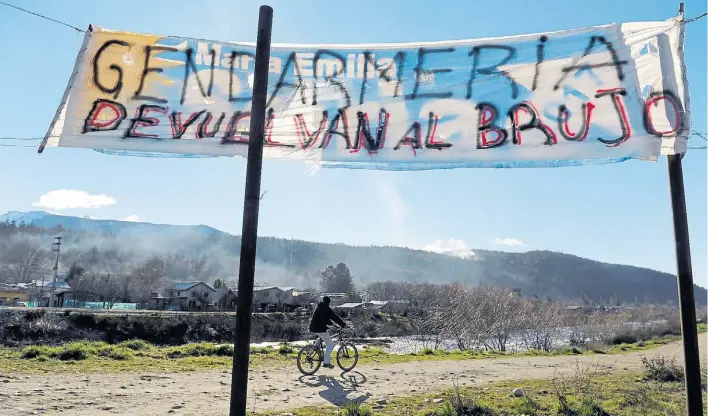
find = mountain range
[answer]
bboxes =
[1,210,705,306]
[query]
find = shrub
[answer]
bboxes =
[586,343,607,354]
[216,344,234,356]
[278,342,294,355]
[21,345,45,359]
[516,396,541,416]
[107,347,135,360]
[165,343,217,358]
[611,331,638,345]
[250,347,272,355]
[118,339,152,351]
[57,342,92,361]
[341,402,372,416]
[24,310,45,321]
[557,346,584,355]
[436,386,496,416]
[421,347,436,355]
[642,355,684,382]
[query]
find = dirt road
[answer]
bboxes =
[1,337,705,416]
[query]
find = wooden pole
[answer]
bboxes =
[229,5,273,416]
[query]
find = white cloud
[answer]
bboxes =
[490,238,526,247]
[119,215,141,222]
[421,238,475,259]
[32,189,116,210]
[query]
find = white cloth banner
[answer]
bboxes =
[40,16,691,170]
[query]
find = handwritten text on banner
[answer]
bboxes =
[41,17,690,169]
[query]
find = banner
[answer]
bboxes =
[40,17,691,170]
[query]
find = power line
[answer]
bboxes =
[0,1,85,33]
[0,0,704,38]
[685,13,708,24]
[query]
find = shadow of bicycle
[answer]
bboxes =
[297,372,371,406]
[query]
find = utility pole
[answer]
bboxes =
[49,237,62,308]
[230,6,273,416]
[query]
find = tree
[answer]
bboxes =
[129,257,167,303]
[213,278,223,289]
[320,263,358,299]
[365,281,412,301]
[95,273,120,309]
[66,262,86,282]
[0,238,51,283]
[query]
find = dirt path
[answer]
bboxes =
[1,337,705,416]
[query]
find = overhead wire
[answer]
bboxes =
[0,2,706,151]
[0,1,85,33]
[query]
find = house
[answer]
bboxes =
[386,300,411,314]
[334,302,366,313]
[253,286,295,312]
[292,291,316,310]
[363,300,406,313]
[33,278,73,307]
[320,293,348,306]
[150,281,216,311]
[364,300,389,311]
[0,282,31,306]
[215,287,237,311]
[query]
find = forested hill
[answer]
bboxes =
[1,211,705,306]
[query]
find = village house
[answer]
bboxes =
[333,300,411,315]
[0,282,31,306]
[215,287,237,311]
[252,285,295,312]
[292,291,316,311]
[333,302,366,313]
[33,274,73,307]
[150,281,216,311]
[319,292,348,306]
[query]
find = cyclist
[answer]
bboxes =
[309,296,346,368]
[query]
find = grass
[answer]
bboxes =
[257,371,704,416]
[0,332,691,374]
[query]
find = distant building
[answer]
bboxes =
[151,281,216,311]
[215,287,237,311]
[320,293,348,306]
[0,282,31,305]
[334,302,366,312]
[33,276,73,307]
[292,291,316,310]
[253,286,295,312]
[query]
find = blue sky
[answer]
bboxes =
[0,0,706,286]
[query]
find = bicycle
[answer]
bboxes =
[296,327,359,375]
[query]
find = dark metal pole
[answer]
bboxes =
[229,6,273,416]
[667,153,704,416]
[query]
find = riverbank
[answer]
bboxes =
[0,334,685,374]
[0,308,415,347]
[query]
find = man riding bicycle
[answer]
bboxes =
[309,296,346,368]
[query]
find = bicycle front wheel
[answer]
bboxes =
[296,345,322,375]
[336,342,359,372]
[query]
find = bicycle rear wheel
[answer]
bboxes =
[336,342,359,372]
[297,344,322,375]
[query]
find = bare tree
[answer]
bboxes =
[520,299,567,352]
[94,273,121,309]
[405,283,448,350]
[474,286,525,352]
[365,281,411,301]
[0,238,52,283]
[129,257,167,303]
